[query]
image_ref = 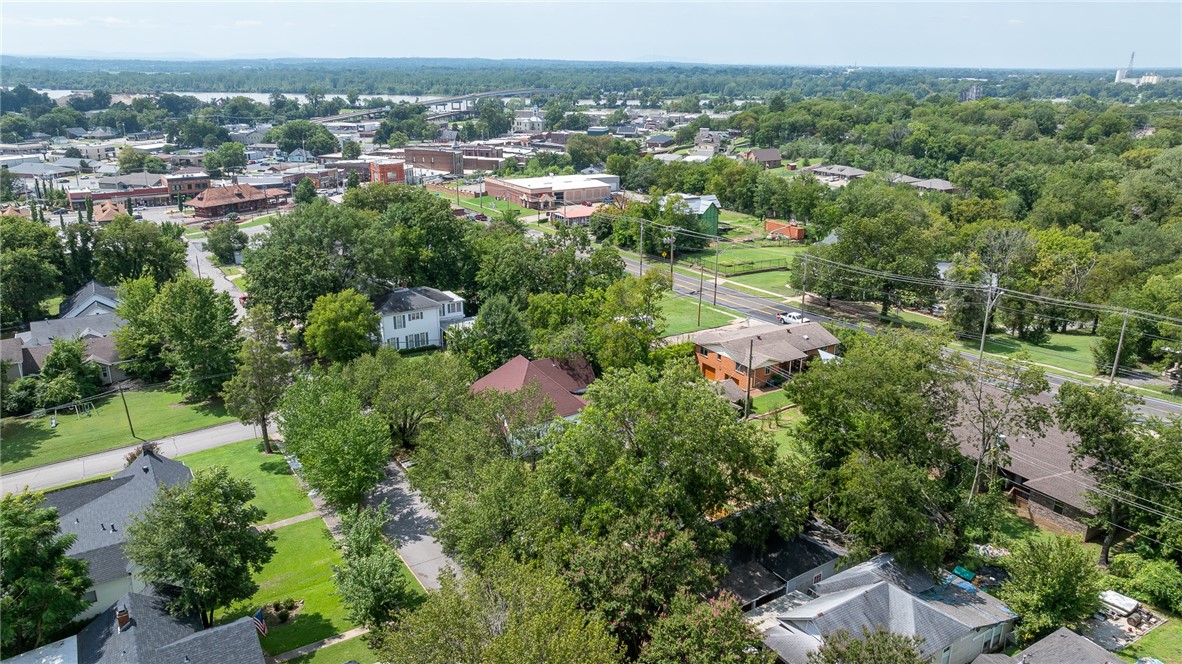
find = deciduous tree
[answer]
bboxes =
[0,492,92,654]
[304,289,378,364]
[998,535,1102,643]
[806,627,926,664]
[639,592,774,664]
[125,467,276,627]
[94,215,186,286]
[333,506,417,630]
[222,306,292,454]
[374,555,622,664]
[154,277,240,400]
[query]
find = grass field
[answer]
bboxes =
[289,636,377,664]
[660,293,740,336]
[956,331,1099,376]
[179,439,313,525]
[221,519,351,655]
[727,270,798,299]
[0,388,234,473]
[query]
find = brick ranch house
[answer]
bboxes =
[690,322,840,393]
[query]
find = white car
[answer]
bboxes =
[776,312,809,325]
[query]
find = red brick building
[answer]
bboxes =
[369,160,406,185]
[187,183,269,218]
[404,148,464,175]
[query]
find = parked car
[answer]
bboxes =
[931,304,947,317]
[132,213,143,220]
[775,311,809,325]
[227,212,240,221]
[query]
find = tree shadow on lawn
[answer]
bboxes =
[259,458,294,476]
[0,418,55,468]
[185,397,230,418]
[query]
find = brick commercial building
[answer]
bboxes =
[404,147,464,175]
[187,183,269,218]
[163,171,211,201]
[369,159,406,185]
[483,173,619,210]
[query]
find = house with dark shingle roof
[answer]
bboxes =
[186,183,270,218]
[375,286,467,350]
[970,627,1122,664]
[41,449,193,620]
[755,554,1016,664]
[0,589,265,664]
[742,148,783,170]
[59,280,119,319]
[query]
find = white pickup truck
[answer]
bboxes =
[775,311,810,325]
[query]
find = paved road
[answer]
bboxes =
[0,421,255,493]
[186,239,247,318]
[623,256,1182,420]
[368,463,454,591]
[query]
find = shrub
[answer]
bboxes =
[272,601,283,611]
[1108,553,1182,614]
[277,609,290,623]
[284,597,297,610]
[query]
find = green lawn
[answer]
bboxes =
[751,389,792,414]
[1119,609,1181,663]
[660,293,740,336]
[955,331,1099,377]
[179,439,313,525]
[0,388,234,473]
[727,270,798,299]
[289,636,378,664]
[222,520,351,655]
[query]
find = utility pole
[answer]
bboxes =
[743,338,754,420]
[1110,309,1130,383]
[713,243,721,305]
[638,219,645,273]
[117,384,143,441]
[799,254,809,314]
[666,234,675,283]
[697,258,706,326]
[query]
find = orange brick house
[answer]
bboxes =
[691,322,839,392]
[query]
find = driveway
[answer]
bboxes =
[0,421,256,493]
[368,463,454,591]
[186,239,246,318]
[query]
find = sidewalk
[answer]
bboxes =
[368,462,454,591]
[267,627,369,664]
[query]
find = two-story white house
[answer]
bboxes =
[375,286,467,350]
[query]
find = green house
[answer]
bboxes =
[660,193,720,236]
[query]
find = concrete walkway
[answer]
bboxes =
[258,511,321,531]
[368,462,454,591]
[0,421,256,493]
[267,627,369,663]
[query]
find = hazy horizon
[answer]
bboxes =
[2,1,1180,70]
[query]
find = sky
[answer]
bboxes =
[2,1,1180,69]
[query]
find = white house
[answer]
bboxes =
[375,287,467,350]
[40,450,192,621]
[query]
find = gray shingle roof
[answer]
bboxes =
[375,286,460,314]
[1009,628,1122,664]
[45,451,191,585]
[76,591,265,664]
[693,322,840,368]
[59,280,118,319]
[16,314,124,347]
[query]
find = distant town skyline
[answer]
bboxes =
[2,1,1180,70]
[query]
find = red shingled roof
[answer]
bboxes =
[470,355,595,418]
[188,184,266,209]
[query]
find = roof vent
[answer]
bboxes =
[802,335,809,340]
[110,523,117,532]
[101,523,107,531]
[116,602,131,631]
[142,465,149,474]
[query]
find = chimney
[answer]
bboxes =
[116,602,131,631]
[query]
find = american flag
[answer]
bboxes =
[252,608,268,636]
